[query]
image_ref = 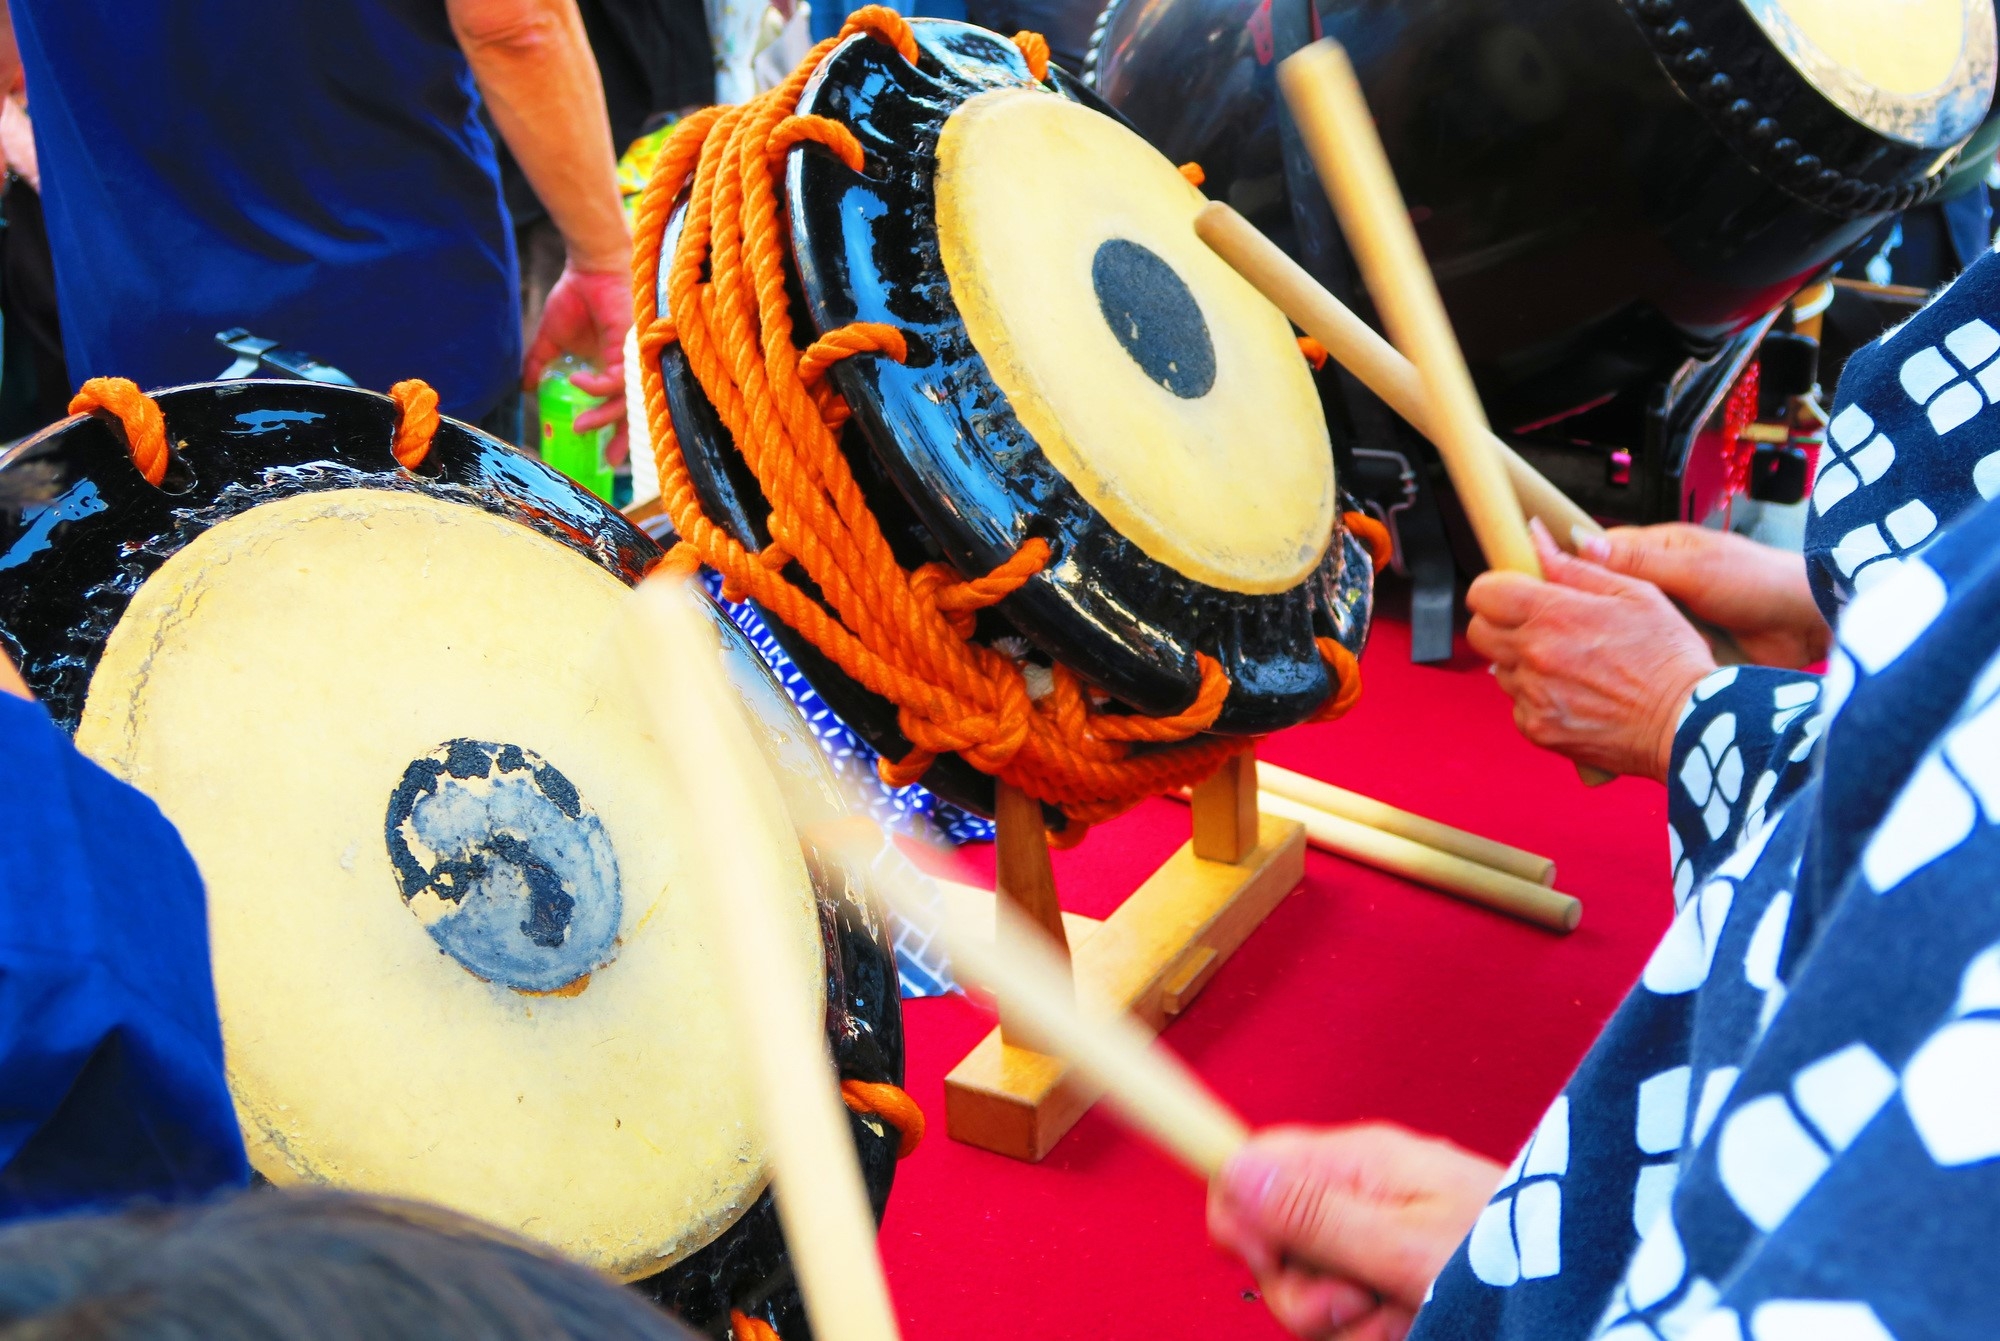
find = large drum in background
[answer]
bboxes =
[1088,0,1997,435]
[656,18,1377,819]
[0,382,905,1340]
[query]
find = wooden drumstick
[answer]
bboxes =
[1277,41,1542,578]
[1194,201,1602,553]
[623,578,902,1341]
[1254,793,1580,932]
[1255,54,1616,786]
[839,829,1251,1180]
[1256,763,1557,886]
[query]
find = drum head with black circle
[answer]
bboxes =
[0,381,903,1337]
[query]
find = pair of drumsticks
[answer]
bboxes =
[1199,44,1619,786]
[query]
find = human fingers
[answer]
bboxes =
[1464,570,1554,630]
[522,329,564,391]
[572,398,627,433]
[568,367,624,398]
[1216,1126,1482,1309]
[1534,523,1659,600]
[1465,612,1524,670]
[1257,1264,1382,1340]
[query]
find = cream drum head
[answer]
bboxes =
[1745,0,1996,145]
[0,381,904,1337]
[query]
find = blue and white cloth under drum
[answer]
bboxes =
[699,571,981,998]
[1413,257,2000,1341]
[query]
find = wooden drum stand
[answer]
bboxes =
[945,750,1304,1161]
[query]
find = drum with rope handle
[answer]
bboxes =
[649,14,1379,825]
[0,378,910,1341]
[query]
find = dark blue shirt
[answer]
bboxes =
[0,693,245,1216]
[11,1,519,422]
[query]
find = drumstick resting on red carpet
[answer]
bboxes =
[623,576,903,1341]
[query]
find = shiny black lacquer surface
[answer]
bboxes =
[0,381,902,1341]
[1089,0,1975,431]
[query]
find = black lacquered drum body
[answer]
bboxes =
[1089,0,1996,430]
[657,19,1376,818]
[0,381,903,1341]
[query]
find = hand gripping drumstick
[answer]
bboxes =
[623,578,903,1341]
[1271,42,1617,787]
[840,831,1252,1180]
[1195,205,1754,677]
[1193,202,1602,555]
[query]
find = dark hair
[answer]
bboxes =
[0,1190,700,1341]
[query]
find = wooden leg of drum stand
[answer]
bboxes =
[943,750,1307,1162]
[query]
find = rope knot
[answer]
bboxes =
[389,379,441,469]
[70,378,169,486]
[1012,30,1051,81]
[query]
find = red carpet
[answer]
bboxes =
[878,600,1675,1339]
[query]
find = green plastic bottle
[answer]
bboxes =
[538,354,615,503]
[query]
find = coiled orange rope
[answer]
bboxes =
[68,376,443,479]
[632,8,1365,838]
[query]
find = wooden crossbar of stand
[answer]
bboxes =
[944,751,1306,1162]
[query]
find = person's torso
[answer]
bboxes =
[13,0,519,421]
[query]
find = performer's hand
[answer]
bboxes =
[1466,519,1716,782]
[1208,1124,1502,1341]
[524,262,632,463]
[1580,523,1830,668]
[0,648,29,700]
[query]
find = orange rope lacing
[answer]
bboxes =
[1344,510,1393,574]
[1296,335,1328,370]
[68,376,443,481]
[841,1078,925,1157]
[70,378,169,485]
[1178,161,1205,187]
[731,1311,780,1341]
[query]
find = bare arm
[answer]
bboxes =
[447,0,627,273]
[447,0,635,442]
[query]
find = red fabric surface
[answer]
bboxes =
[878,606,1676,1339]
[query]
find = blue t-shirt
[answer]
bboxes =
[0,693,246,1216]
[12,1,520,422]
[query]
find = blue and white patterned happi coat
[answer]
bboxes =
[1412,250,2000,1341]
